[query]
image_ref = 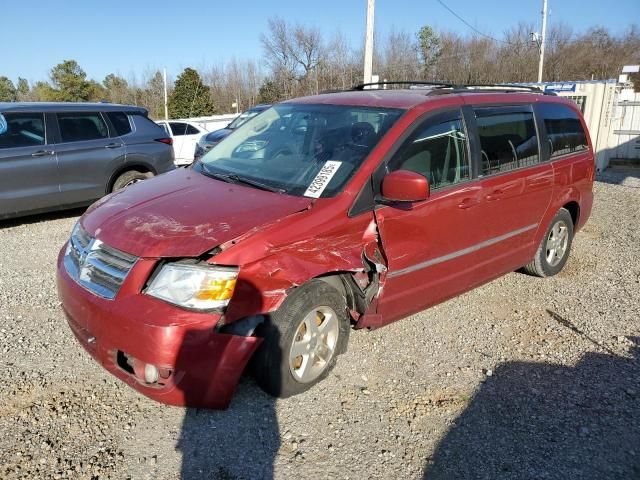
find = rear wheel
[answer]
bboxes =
[523,208,574,277]
[111,170,152,192]
[252,280,350,398]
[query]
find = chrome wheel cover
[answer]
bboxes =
[288,306,339,383]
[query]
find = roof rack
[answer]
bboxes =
[352,81,455,90]
[349,80,552,95]
[452,83,545,94]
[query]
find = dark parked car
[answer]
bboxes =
[194,104,270,160]
[57,83,593,409]
[0,102,175,220]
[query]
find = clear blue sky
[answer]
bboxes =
[2,0,638,84]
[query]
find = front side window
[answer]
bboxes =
[0,112,45,148]
[57,112,109,142]
[197,103,404,198]
[538,103,588,158]
[476,107,539,176]
[389,110,470,190]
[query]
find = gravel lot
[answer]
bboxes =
[1,172,639,480]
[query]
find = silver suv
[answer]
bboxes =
[0,102,175,220]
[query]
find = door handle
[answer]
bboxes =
[486,189,505,201]
[31,150,54,157]
[105,143,122,149]
[458,197,480,209]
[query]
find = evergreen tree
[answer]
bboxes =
[16,78,30,100]
[49,60,92,101]
[168,68,215,118]
[103,74,130,104]
[257,79,284,104]
[0,77,17,101]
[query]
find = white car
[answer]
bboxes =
[156,120,209,166]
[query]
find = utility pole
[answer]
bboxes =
[163,68,169,120]
[537,0,548,83]
[363,0,375,86]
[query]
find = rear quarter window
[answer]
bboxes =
[107,112,132,136]
[538,103,588,158]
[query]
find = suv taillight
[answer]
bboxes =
[155,138,173,146]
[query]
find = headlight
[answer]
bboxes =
[146,263,238,311]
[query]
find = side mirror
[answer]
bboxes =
[381,170,429,203]
[0,113,7,135]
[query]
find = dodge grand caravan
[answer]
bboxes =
[56,82,594,409]
[0,102,175,220]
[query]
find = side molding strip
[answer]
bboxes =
[387,223,538,278]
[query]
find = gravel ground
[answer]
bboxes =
[0,172,639,480]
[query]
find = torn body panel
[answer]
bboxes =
[219,207,388,326]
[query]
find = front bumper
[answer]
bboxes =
[56,245,261,409]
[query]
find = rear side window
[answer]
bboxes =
[169,122,199,136]
[107,112,132,136]
[538,103,588,158]
[475,108,539,176]
[0,112,45,148]
[57,112,109,142]
[389,110,470,190]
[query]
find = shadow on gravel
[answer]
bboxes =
[0,206,86,229]
[596,168,640,188]
[176,384,280,480]
[423,312,640,480]
[175,280,280,479]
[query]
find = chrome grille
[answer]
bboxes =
[64,224,137,299]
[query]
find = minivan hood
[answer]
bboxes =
[81,168,312,258]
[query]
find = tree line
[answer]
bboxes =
[1,20,638,119]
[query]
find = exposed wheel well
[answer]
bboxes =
[562,201,580,227]
[107,164,155,193]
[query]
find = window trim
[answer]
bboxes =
[468,103,543,180]
[54,111,111,144]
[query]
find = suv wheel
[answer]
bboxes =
[252,280,350,398]
[112,170,152,192]
[523,208,574,277]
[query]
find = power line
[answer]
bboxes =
[435,0,511,44]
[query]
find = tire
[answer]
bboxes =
[252,280,351,398]
[523,208,574,277]
[111,170,152,192]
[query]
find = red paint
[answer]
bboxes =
[57,91,594,408]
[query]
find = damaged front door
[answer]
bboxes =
[373,108,486,324]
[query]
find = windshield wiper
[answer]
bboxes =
[200,166,285,193]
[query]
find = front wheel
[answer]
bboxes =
[523,208,574,277]
[252,280,350,398]
[111,170,152,192]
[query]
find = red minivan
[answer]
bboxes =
[57,83,594,408]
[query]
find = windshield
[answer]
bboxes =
[228,109,264,129]
[196,103,404,198]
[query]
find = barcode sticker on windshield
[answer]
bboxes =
[304,161,342,198]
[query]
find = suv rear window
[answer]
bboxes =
[57,112,109,142]
[107,112,132,136]
[0,112,45,148]
[538,103,588,158]
[475,107,539,176]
